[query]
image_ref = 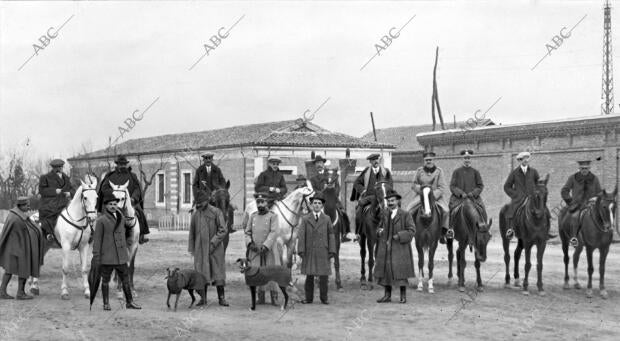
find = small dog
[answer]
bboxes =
[165,268,208,311]
[236,258,297,311]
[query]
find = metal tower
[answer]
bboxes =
[602,0,614,115]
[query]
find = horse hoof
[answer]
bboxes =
[586,289,593,298]
[513,279,521,288]
[600,290,609,299]
[30,288,39,296]
[61,293,70,300]
[428,288,435,294]
[458,286,465,293]
[476,285,484,293]
[360,283,368,291]
[84,293,90,299]
[574,283,582,290]
[521,290,529,296]
[503,283,512,289]
[563,282,571,290]
[417,285,423,292]
[538,290,546,297]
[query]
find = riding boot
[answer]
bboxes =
[0,273,13,299]
[16,278,33,300]
[377,286,391,303]
[257,290,266,304]
[270,290,279,306]
[102,283,111,310]
[122,281,141,309]
[399,286,407,304]
[217,286,229,307]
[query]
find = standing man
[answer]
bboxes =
[188,191,229,306]
[192,153,226,202]
[244,192,281,305]
[503,151,540,239]
[92,193,141,310]
[0,197,45,300]
[449,149,487,221]
[374,189,415,304]
[351,154,393,235]
[298,192,336,305]
[98,155,150,244]
[309,156,330,193]
[410,152,450,243]
[560,160,602,227]
[39,159,75,242]
[255,157,288,204]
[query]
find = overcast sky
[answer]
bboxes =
[0,0,614,160]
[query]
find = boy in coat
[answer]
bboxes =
[92,192,141,310]
[298,192,336,304]
[374,189,416,304]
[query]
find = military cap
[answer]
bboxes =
[253,192,269,200]
[366,153,381,161]
[50,159,65,167]
[423,151,436,159]
[310,192,326,203]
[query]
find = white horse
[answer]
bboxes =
[28,177,99,300]
[244,186,314,267]
[108,181,140,298]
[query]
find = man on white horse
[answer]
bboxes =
[0,197,45,300]
[38,159,75,242]
[97,155,150,244]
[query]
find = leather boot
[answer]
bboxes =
[257,290,266,304]
[399,286,407,304]
[16,278,33,300]
[122,281,141,309]
[0,273,13,299]
[102,283,111,310]
[270,290,279,306]
[377,286,391,303]
[217,286,229,307]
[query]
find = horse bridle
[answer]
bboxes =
[113,189,137,227]
[58,187,97,250]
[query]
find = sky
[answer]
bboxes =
[0,0,615,160]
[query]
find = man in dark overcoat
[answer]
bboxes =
[0,197,44,300]
[254,157,288,203]
[92,192,141,310]
[351,153,393,235]
[449,150,487,219]
[560,160,603,230]
[192,153,227,202]
[503,151,540,239]
[298,192,336,304]
[309,156,330,192]
[188,191,229,306]
[38,159,75,242]
[97,155,150,244]
[374,189,415,304]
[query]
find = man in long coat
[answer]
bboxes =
[449,150,487,221]
[409,152,450,242]
[255,157,288,203]
[192,153,227,202]
[374,189,415,304]
[351,153,393,234]
[309,156,330,192]
[38,159,75,242]
[503,151,540,239]
[298,192,336,304]
[97,155,150,244]
[0,197,44,300]
[559,160,602,230]
[244,192,281,305]
[189,191,229,306]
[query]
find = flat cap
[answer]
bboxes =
[201,153,214,159]
[516,151,531,160]
[50,159,65,167]
[366,153,381,161]
[312,155,327,163]
[267,157,282,164]
[114,155,129,164]
[577,160,592,166]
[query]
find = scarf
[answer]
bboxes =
[423,165,437,173]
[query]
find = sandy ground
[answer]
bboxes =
[1,229,620,341]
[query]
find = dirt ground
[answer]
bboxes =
[1,229,620,341]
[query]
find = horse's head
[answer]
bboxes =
[79,179,98,221]
[324,168,340,190]
[212,180,231,213]
[531,174,549,219]
[474,218,492,262]
[374,181,391,209]
[420,185,436,219]
[598,186,617,233]
[109,180,131,211]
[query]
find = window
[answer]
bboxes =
[278,165,297,175]
[183,172,191,204]
[156,173,165,204]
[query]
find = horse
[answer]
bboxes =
[499,174,551,296]
[321,167,351,292]
[559,186,617,298]
[244,186,315,267]
[108,181,141,299]
[447,197,492,292]
[211,180,235,250]
[409,186,442,293]
[27,176,99,300]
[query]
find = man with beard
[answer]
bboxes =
[97,155,150,244]
[244,192,281,305]
[449,150,487,221]
[351,154,393,236]
[38,159,75,242]
[192,153,226,202]
[560,160,602,227]
[255,157,288,205]
[0,197,45,300]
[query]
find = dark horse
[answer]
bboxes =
[211,180,235,250]
[559,186,617,299]
[321,168,351,291]
[499,174,550,296]
[356,181,389,290]
[410,186,441,293]
[447,198,492,292]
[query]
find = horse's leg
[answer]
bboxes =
[513,239,524,287]
[475,258,483,291]
[417,243,425,292]
[79,244,91,299]
[334,238,343,291]
[522,244,532,295]
[502,234,511,288]
[447,238,454,284]
[60,244,71,300]
[599,246,609,299]
[572,242,583,289]
[536,241,546,295]
[585,246,594,298]
[457,243,466,291]
[561,232,571,290]
[428,243,437,294]
[359,236,367,289]
[367,237,374,289]
[130,254,137,297]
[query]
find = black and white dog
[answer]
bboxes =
[235,258,297,311]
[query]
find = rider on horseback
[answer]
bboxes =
[503,151,540,239]
[310,156,350,241]
[410,152,450,243]
[449,149,487,228]
[192,153,227,205]
[255,157,288,207]
[351,153,393,235]
[38,159,75,243]
[560,160,602,227]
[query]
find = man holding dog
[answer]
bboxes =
[298,192,336,304]
[188,191,229,306]
[244,192,281,305]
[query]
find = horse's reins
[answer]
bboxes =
[59,188,97,250]
[113,189,137,228]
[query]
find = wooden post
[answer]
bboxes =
[370,112,377,141]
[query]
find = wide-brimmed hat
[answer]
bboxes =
[310,192,325,203]
[366,153,381,161]
[102,192,120,204]
[50,159,65,167]
[114,155,129,165]
[16,196,30,205]
[312,155,327,164]
[516,151,531,161]
[385,189,402,200]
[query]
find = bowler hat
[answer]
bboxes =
[310,192,326,203]
[366,153,381,161]
[16,196,30,206]
[102,192,120,204]
[114,155,129,164]
[385,189,402,200]
[50,159,65,167]
[313,155,327,164]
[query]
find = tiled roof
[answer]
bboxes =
[71,119,394,161]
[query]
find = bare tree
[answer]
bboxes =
[137,154,168,200]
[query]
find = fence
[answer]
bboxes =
[158,213,191,231]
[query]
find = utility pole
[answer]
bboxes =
[602,0,614,115]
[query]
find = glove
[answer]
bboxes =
[392,234,400,241]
